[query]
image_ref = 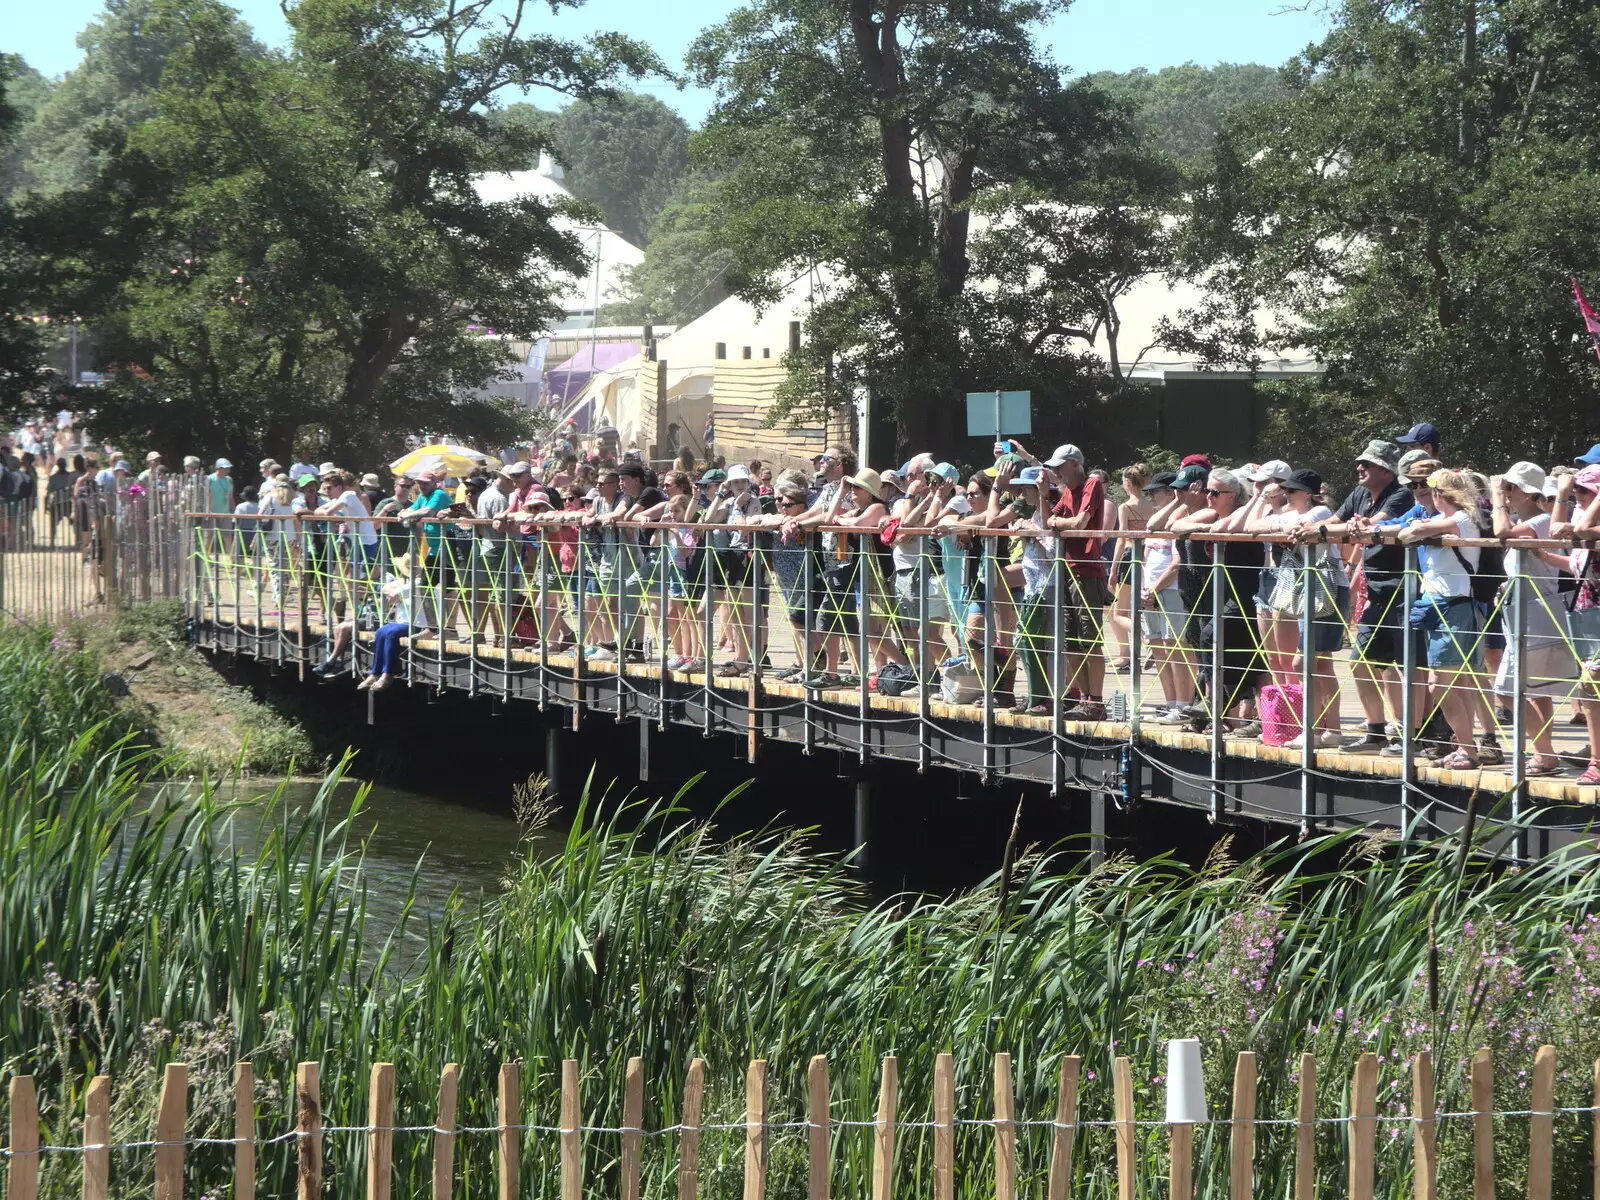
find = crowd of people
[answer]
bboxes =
[68,418,1600,781]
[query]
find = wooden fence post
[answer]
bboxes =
[498,1063,520,1200]
[1471,1048,1493,1200]
[993,1053,1014,1200]
[1348,1053,1377,1200]
[7,1075,39,1200]
[297,1062,322,1200]
[1113,1057,1135,1200]
[622,1057,645,1200]
[1293,1054,1316,1200]
[677,1058,706,1200]
[1169,1118,1193,1200]
[1048,1056,1081,1200]
[872,1056,898,1200]
[235,1063,256,1200]
[83,1075,110,1200]
[561,1059,582,1200]
[367,1063,395,1200]
[434,1063,459,1200]
[1231,1052,1256,1200]
[808,1055,831,1200]
[745,1060,769,1200]
[1529,1045,1555,1200]
[1412,1051,1436,1200]
[934,1054,955,1200]
[155,1063,188,1200]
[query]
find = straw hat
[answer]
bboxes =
[843,467,886,502]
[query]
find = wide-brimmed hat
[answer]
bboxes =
[360,473,382,489]
[1574,465,1600,493]
[844,467,886,501]
[1403,457,1442,482]
[726,463,752,483]
[1355,439,1400,472]
[1502,461,1546,495]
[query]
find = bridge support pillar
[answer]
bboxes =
[1089,792,1108,867]
[852,778,872,872]
[545,717,562,802]
[638,717,651,783]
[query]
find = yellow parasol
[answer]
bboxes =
[389,444,490,479]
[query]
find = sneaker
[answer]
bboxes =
[837,673,862,688]
[683,656,707,673]
[666,655,689,671]
[774,665,802,682]
[1314,729,1345,749]
[1344,731,1389,754]
[587,647,617,662]
[1062,699,1107,721]
[802,672,843,689]
[1156,705,1189,726]
[1230,720,1263,740]
[715,661,751,678]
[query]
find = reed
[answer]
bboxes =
[4,619,1600,1199]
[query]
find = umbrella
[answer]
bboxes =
[390,444,489,479]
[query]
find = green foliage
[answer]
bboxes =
[0,54,54,199]
[1085,63,1286,164]
[602,172,735,326]
[551,92,690,248]
[1181,0,1600,469]
[0,59,50,408]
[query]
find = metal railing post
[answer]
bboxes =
[1511,562,1528,849]
[1299,552,1316,834]
[1128,536,1144,741]
[659,522,671,730]
[801,532,815,754]
[1050,530,1065,795]
[700,527,713,737]
[856,532,869,765]
[1209,539,1224,820]
[917,533,930,775]
[1400,541,1418,831]
[982,533,996,783]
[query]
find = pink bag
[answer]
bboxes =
[1259,682,1304,746]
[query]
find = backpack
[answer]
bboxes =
[1452,544,1505,606]
[875,661,917,697]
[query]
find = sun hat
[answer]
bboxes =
[214,457,232,469]
[1355,439,1400,472]
[1282,467,1323,494]
[585,487,601,501]
[113,459,132,472]
[1247,459,1292,483]
[1396,421,1440,446]
[523,490,554,509]
[183,455,202,467]
[844,467,886,501]
[1502,461,1546,495]
[1045,444,1085,467]
[1142,470,1180,493]
[318,461,337,475]
[1576,465,1600,492]
[145,450,162,462]
[360,473,382,489]
[1397,448,1431,474]
[1015,466,1044,486]
[1403,457,1442,482]
[726,463,752,482]
[697,468,728,485]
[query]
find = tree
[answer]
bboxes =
[0,59,49,408]
[0,56,53,199]
[600,172,734,325]
[29,0,661,465]
[1085,64,1285,165]
[1180,0,1600,468]
[551,92,690,247]
[688,0,1132,456]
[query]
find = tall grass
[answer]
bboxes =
[3,618,1600,1198]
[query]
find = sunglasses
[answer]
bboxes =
[778,497,803,507]
[1205,488,1229,497]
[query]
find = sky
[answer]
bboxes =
[6,0,1333,125]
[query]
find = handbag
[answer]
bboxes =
[1270,546,1338,619]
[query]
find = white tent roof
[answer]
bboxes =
[472,156,645,318]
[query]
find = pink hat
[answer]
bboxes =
[1575,465,1600,492]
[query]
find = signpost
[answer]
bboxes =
[966,390,1031,446]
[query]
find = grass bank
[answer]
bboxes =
[3,620,1600,1198]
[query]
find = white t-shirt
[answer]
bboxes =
[1143,537,1176,588]
[328,489,377,544]
[1271,505,1347,586]
[1418,509,1479,597]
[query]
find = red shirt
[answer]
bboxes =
[1050,475,1107,575]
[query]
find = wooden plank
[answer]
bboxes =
[83,1075,110,1200]
[498,1063,521,1200]
[235,1062,256,1200]
[1293,1054,1316,1200]
[434,1063,459,1200]
[745,1059,769,1200]
[8,1075,39,1200]
[1047,1056,1080,1200]
[993,1053,1015,1200]
[155,1062,188,1200]
[561,1059,582,1200]
[678,1058,706,1200]
[367,1063,396,1200]
[1348,1053,1377,1200]
[872,1056,898,1200]
[1230,1052,1256,1200]
[297,1061,322,1200]
[808,1055,831,1200]
[1529,1045,1555,1200]
[1113,1057,1135,1200]
[934,1054,955,1200]
[1170,1122,1194,1200]
[1411,1051,1436,1200]
[622,1058,645,1200]
[1471,1049,1493,1200]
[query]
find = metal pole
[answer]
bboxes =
[1400,542,1418,830]
[917,533,930,775]
[574,527,587,732]
[852,777,871,871]
[467,527,479,698]
[1128,537,1144,741]
[856,533,868,765]
[982,534,996,783]
[1299,553,1316,834]
[1208,539,1224,820]
[1511,562,1528,838]
[802,532,815,754]
[701,526,713,737]
[659,521,671,731]
[1050,529,1065,796]
[537,526,550,711]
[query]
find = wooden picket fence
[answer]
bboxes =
[3,1045,1595,1200]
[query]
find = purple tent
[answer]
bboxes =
[544,342,641,426]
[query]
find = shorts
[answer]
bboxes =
[1352,583,1408,669]
[1065,573,1112,646]
[1478,601,1505,653]
[1141,588,1188,641]
[1113,557,1134,586]
[1493,631,1580,697]
[817,558,860,637]
[1425,596,1481,671]
[894,566,952,624]
[710,547,753,591]
[1296,584,1351,655]
[1566,607,1600,673]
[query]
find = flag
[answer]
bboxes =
[1574,277,1600,365]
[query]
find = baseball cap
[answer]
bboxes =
[943,493,972,515]
[504,461,531,477]
[145,451,162,462]
[1247,459,1292,483]
[295,473,318,487]
[214,458,232,469]
[697,468,728,485]
[1180,453,1212,469]
[726,463,752,482]
[1396,422,1440,446]
[1502,461,1546,495]
[1282,467,1323,493]
[1142,470,1179,493]
[1045,444,1085,467]
[930,462,960,484]
[1355,439,1400,472]
[1173,464,1208,489]
[1577,443,1600,466]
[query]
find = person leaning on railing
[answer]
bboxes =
[1550,463,1600,783]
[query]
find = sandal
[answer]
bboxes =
[1436,750,1480,770]
[1025,703,1052,716]
[1524,757,1564,777]
[1578,761,1600,785]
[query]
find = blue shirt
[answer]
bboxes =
[1375,502,1433,530]
[205,472,234,514]
[404,487,454,552]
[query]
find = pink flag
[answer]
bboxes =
[1574,278,1600,365]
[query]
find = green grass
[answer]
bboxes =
[3,619,1600,1199]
